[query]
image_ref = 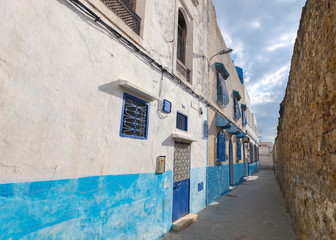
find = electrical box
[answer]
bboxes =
[156,156,166,174]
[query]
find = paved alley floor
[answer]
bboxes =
[162,169,296,240]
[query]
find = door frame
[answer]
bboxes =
[172,141,191,222]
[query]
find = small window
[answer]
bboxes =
[120,93,149,139]
[176,112,188,131]
[177,11,187,63]
[101,0,141,35]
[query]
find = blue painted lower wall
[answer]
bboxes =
[190,167,206,214]
[0,172,174,240]
[206,164,230,204]
[248,162,258,176]
[233,163,245,186]
[0,167,208,240]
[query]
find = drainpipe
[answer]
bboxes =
[205,0,209,205]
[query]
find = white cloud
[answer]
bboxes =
[248,65,289,104]
[249,19,261,29]
[266,32,296,51]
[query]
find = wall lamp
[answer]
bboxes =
[208,48,233,69]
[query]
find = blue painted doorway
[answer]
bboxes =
[172,142,191,222]
[229,138,234,186]
[243,143,247,177]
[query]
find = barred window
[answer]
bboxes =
[120,93,149,139]
[176,112,188,131]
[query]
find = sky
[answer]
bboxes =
[212,0,306,142]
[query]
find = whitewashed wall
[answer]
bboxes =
[0,0,208,183]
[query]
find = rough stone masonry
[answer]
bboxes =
[274,0,336,239]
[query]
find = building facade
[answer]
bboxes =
[259,142,273,168]
[0,0,258,239]
[206,3,259,205]
[244,88,260,176]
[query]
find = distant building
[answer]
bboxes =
[259,142,273,168]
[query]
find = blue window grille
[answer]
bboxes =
[237,139,241,161]
[176,112,188,131]
[241,103,247,126]
[203,120,209,139]
[217,72,230,107]
[242,109,247,126]
[217,131,226,162]
[234,97,241,120]
[120,93,149,139]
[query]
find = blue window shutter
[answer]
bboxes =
[217,72,229,107]
[176,112,188,131]
[237,139,241,161]
[242,110,247,126]
[234,98,241,120]
[203,120,209,139]
[215,62,230,80]
[217,131,226,162]
[235,66,244,84]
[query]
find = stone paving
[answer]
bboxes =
[162,169,296,240]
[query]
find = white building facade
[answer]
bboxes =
[0,0,259,239]
[0,0,208,239]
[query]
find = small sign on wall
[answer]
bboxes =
[156,156,166,174]
[162,99,171,113]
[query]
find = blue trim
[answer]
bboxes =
[215,113,231,128]
[227,124,239,134]
[215,62,230,80]
[176,111,188,132]
[235,66,244,84]
[119,93,150,140]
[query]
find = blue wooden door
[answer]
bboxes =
[243,143,247,177]
[172,142,190,222]
[229,139,234,186]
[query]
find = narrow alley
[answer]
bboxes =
[162,169,296,240]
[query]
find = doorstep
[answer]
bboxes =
[171,213,198,232]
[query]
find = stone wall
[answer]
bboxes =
[274,0,336,239]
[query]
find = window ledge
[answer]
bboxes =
[171,132,196,143]
[117,80,158,101]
